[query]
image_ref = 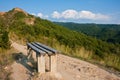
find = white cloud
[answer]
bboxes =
[61,9,78,19]
[52,11,61,19]
[37,13,43,18]
[31,13,36,16]
[31,12,49,19]
[52,9,109,20]
[79,11,96,19]
[95,13,109,20]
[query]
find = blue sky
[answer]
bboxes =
[0,0,120,24]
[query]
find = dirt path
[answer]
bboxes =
[11,42,120,80]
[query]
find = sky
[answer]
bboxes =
[0,0,120,24]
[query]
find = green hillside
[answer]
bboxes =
[54,22,120,44]
[0,8,120,71]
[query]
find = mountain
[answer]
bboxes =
[0,8,120,71]
[54,22,120,44]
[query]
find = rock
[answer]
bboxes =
[4,66,8,70]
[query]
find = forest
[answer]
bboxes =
[54,22,120,44]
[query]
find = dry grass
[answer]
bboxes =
[0,48,18,80]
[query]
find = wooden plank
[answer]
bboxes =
[35,42,58,53]
[31,43,53,55]
[27,43,46,55]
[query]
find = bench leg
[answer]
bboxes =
[27,49,33,59]
[50,54,57,73]
[37,54,45,73]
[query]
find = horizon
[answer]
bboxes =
[0,0,120,24]
[54,21,120,25]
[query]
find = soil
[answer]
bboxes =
[10,42,120,80]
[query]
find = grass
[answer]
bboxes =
[52,42,120,75]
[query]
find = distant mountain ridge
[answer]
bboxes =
[54,22,120,44]
[0,8,120,71]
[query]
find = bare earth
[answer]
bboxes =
[10,42,120,80]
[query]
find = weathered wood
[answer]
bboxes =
[31,43,52,54]
[50,54,57,72]
[27,43,46,55]
[37,53,45,73]
[27,42,58,73]
[27,42,58,55]
[35,42,58,54]
[27,48,33,59]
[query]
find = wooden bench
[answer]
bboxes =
[27,42,58,73]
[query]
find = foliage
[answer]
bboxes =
[0,25,10,49]
[54,22,120,44]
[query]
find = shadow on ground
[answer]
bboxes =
[12,52,37,73]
